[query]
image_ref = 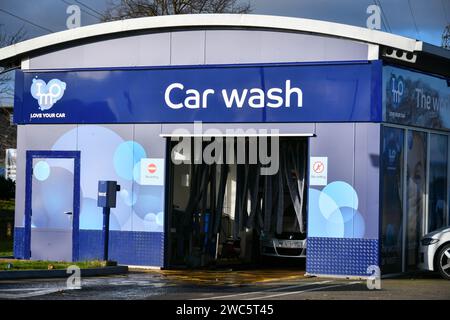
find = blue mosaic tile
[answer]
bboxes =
[306,237,379,276]
[13,227,26,259]
[79,230,164,267]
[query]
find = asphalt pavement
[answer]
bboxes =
[0,268,449,300]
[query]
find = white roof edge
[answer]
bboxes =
[160,133,315,137]
[0,13,431,62]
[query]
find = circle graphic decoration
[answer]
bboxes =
[309,181,365,238]
[34,161,51,181]
[113,141,146,180]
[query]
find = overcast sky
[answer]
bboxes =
[0,0,449,47]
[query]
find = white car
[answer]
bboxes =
[261,233,306,258]
[419,227,450,280]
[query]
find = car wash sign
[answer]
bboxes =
[14,62,380,124]
[383,65,450,131]
[164,79,303,110]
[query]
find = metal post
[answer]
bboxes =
[103,207,111,261]
[402,128,408,273]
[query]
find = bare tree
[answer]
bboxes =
[0,26,25,167]
[102,0,251,21]
[442,24,450,50]
[0,25,26,49]
[0,25,26,104]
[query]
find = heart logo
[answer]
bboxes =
[30,78,67,111]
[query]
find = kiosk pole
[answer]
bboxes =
[102,207,111,261]
[97,180,120,262]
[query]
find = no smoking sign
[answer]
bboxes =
[310,157,328,186]
[312,161,324,174]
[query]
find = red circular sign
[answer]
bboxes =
[313,161,324,174]
[147,163,157,174]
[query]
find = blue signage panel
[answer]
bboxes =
[14,62,381,124]
[383,65,450,131]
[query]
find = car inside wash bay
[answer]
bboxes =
[0,14,449,277]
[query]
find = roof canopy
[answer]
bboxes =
[0,14,449,64]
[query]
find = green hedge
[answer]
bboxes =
[0,239,12,256]
[0,176,15,200]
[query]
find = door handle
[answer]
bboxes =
[64,211,73,215]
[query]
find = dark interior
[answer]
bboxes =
[165,137,308,268]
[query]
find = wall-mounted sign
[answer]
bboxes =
[139,158,164,186]
[14,62,379,124]
[383,65,450,131]
[310,156,328,186]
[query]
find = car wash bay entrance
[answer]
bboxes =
[165,136,308,268]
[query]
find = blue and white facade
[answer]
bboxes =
[2,14,449,277]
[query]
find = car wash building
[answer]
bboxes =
[1,14,449,277]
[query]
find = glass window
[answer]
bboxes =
[406,130,427,271]
[428,134,448,232]
[380,126,404,274]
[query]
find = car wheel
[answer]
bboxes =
[437,244,450,280]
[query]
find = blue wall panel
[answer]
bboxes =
[14,228,164,266]
[13,227,25,259]
[78,230,164,266]
[78,229,104,261]
[306,237,379,276]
